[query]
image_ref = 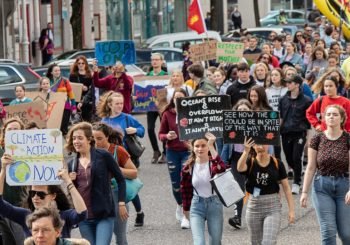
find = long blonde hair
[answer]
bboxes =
[97,91,124,118]
[169,70,184,87]
[311,68,347,94]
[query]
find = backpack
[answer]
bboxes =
[0,217,17,245]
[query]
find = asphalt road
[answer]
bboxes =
[71,114,340,245]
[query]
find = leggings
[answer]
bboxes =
[147,111,165,154]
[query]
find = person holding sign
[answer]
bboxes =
[66,122,128,245]
[181,132,226,245]
[92,61,133,114]
[46,64,77,135]
[9,85,33,105]
[159,88,190,229]
[301,105,350,245]
[0,156,87,238]
[237,137,295,245]
[279,75,312,195]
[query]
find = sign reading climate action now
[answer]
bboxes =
[223,111,280,145]
[176,95,231,140]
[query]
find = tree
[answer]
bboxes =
[7,145,18,155]
[253,0,261,27]
[50,130,61,143]
[70,0,83,49]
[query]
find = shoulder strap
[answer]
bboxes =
[126,114,129,128]
[113,145,119,165]
[318,96,323,113]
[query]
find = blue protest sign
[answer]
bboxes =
[132,76,170,112]
[95,40,136,66]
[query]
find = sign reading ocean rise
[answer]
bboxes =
[176,95,231,140]
[5,129,63,186]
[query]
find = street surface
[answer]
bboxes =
[71,114,340,245]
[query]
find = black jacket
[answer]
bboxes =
[278,91,312,134]
[68,148,126,219]
[226,77,256,107]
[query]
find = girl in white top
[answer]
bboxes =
[266,68,288,111]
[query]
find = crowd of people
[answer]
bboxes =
[0,14,350,245]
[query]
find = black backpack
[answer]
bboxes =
[0,217,17,245]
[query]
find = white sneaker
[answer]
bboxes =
[181,217,190,229]
[176,205,183,221]
[292,184,300,195]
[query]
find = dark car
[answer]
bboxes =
[0,62,40,105]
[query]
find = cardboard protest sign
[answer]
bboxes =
[95,40,136,66]
[156,88,168,112]
[216,42,245,63]
[189,40,218,62]
[244,53,261,66]
[133,76,170,112]
[5,101,47,128]
[176,95,231,140]
[70,83,84,102]
[5,129,63,186]
[223,111,280,145]
[25,92,67,129]
[46,93,67,129]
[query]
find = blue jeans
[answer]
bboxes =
[312,175,350,245]
[215,138,223,156]
[166,149,189,205]
[113,188,129,245]
[79,217,114,245]
[220,143,232,165]
[190,195,223,245]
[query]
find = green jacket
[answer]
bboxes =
[194,77,218,95]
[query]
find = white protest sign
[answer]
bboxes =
[5,129,63,186]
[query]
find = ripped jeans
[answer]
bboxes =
[166,149,190,205]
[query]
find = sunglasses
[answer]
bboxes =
[29,190,50,199]
[77,62,85,65]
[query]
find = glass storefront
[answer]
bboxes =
[106,0,179,44]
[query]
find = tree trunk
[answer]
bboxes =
[70,0,83,49]
[253,0,260,27]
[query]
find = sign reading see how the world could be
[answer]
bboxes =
[5,129,63,186]
[176,95,231,140]
[223,110,280,145]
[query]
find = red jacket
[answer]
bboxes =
[180,155,226,211]
[159,108,188,152]
[93,72,133,113]
[306,96,350,131]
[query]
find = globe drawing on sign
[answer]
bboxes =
[9,161,31,184]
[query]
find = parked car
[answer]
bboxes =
[146,31,222,49]
[222,27,285,44]
[46,49,95,65]
[260,10,306,26]
[0,61,41,105]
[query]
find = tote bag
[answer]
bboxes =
[210,169,245,207]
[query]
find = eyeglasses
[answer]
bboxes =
[29,190,50,199]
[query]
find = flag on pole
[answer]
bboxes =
[187,0,207,34]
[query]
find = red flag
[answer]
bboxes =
[187,0,206,34]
